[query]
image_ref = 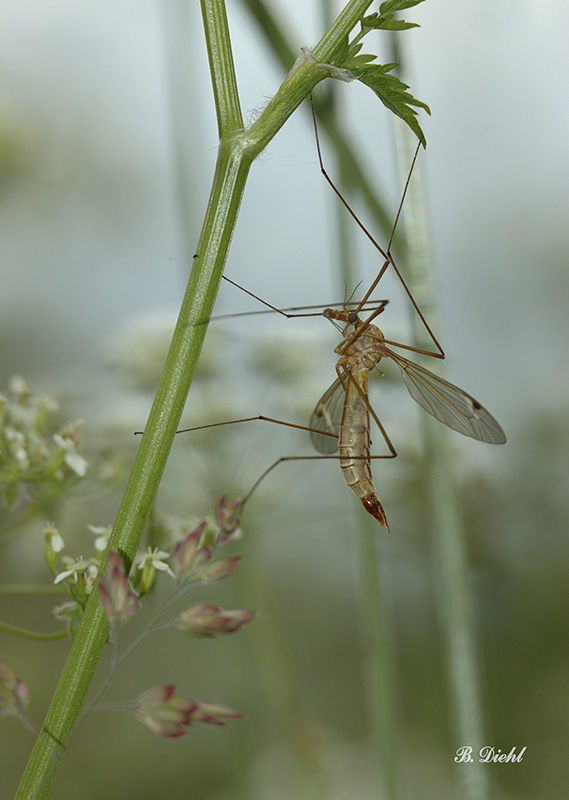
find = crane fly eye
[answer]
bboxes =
[348,312,358,325]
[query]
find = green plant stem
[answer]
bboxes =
[15,3,378,797]
[0,621,67,642]
[0,584,64,596]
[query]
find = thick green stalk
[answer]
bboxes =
[15,3,380,797]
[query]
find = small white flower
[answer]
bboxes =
[53,431,88,477]
[4,427,23,443]
[136,548,175,579]
[88,524,112,553]
[54,556,92,584]
[84,563,100,595]
[64,451,88,477]
[15,448,30,469]
[52,433,71,450]
[44,523,65,553]
[8,375,30,396]
[4,427,30,469]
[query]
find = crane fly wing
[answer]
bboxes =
[309,376,345,454]
[386,350,506,444]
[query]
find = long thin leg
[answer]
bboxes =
[242,449,399,508]
[309,93,444,359]
[173,414,337,442]
[218,276,387,322]
[162,413,398,512]
[175,407,397,459]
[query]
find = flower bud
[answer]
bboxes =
[135,686,243,737]
[0,662,29,719]
[177,604,258,637]
[170,520,210,580]
[98,550,138,625]
[44,522,64,574]
[199,556,242,584]
[136,685,197,738]
[214,496,244,544]
[191,700,243,726]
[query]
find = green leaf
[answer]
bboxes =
[346,41,363,59]
[375,19,420,31]
[321,0,430,144]
[334,34,350,66]
[356,65,431,146]
[344,52,379,70]
[362,0,426,31]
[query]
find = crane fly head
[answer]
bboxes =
[324,298,388,336]
[323,307,348,333]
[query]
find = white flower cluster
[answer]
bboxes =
[0,375,88,509]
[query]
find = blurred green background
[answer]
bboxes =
[1,2,568,798]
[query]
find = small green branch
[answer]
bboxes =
[200,0,244,135]
[0,620,67,642]
[0,584,65,596]
[313,0,375,63]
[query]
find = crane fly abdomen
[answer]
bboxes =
[338,367,389,530]
[310,310,392,527]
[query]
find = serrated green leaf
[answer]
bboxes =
[378,20,420,31]
[344,53,378,71]
[346,41,363,60]
[363,0,426,31]
[379,0,399,14]
[335,34,350,66]
[399,0,425,9]
[381,0,424,12]
[356,65,430,145]
[372,62,400,75]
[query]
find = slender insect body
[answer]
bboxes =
[307,304,506,527]
[338,366,389,529]
[310,307,393,528]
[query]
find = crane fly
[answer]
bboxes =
[173,274,505,531]
[298,93,505,528]
[167,94,507,530]
[308,302,505,530]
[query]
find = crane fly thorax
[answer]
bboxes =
[338,320,386,372]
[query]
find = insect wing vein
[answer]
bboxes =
[387,350,506,444]
[309,376,345,454]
